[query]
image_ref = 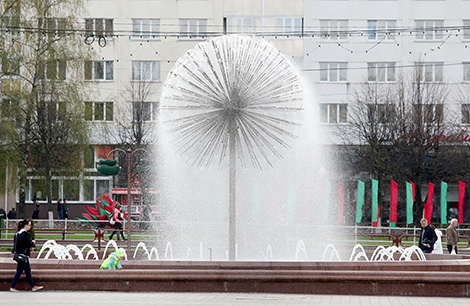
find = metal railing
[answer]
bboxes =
[0,218,156,250]
[1,220,469,251]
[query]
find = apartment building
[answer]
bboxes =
[1,0,305,216]
[305,0,470,138]
[304,0,470,222]
[3,0,470,222]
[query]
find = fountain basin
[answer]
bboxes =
[1,256,470,296]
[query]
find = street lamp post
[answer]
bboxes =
[107,148,148,251]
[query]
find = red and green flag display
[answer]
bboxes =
[459,181,465,224]
[441,181,448,224]
[371,179,379,223]
[424,182,434,223]
[355,180,365,223]
[406,181,415,224]
[372,206,381,227]
[338,181,344,223]
[390,180,398,227]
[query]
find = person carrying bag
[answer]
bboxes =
[10,219,43,292]
[108,203,126,241]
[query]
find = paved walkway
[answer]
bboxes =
[0,291,469,305]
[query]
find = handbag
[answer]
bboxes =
[13,253,28,263]
[109,217,116,225]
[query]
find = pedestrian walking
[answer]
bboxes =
[10,219,43,292]
[446,218,459,254]
[418,218,437,254]
[32,198,40,220]
[109,203,126,241]
[56,199,64,220]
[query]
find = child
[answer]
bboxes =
[100,249,125,270]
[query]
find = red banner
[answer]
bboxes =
[338,181,344,223]
[459,181,465,224]
[390,180,398,223]
[424,182,434,223]
[372,206,381,227]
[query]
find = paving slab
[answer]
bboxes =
[0,291,470,306]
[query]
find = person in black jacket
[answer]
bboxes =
[10,219,43,292]
[418,218,437,254]
[32,198,40,220]
[7,208,16,219]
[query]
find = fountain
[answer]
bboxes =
[3,35,468,296]
[33,240,428,263]
[158,34,337,261]
[37,240,98,260]
[322,244,341,261]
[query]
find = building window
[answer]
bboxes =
[38,60,66,80]
[464,20,470,40]
[1,55,20,75]
[132,19,160,39]
[27,176,109,202]
[85,18,113,37]
[274,17,302,36]
[367,20,396,40]
[320,104,347,124]
[38,18,66,38]
[368,104,396,124]
[415,20,444,40]
[1,79,20,94]
[1,16,20,37]
[179,19,207,39]
[414,103,444,125]
[464,63,470,81]
[320,62,348,82]
[367,62,396,82]
[85,102,113,121]
[83,145,95,169]
[84,61,113,81]
[0,98,19,120]
[226,16,258,34]
[44,101,66,121]
[320,20,348,40]
[416,62,443,82]
[132,61,160,81]
[84,179,109,202]
[462,104,470,124]
[133,102,159,122]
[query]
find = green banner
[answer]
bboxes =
[356,180,365,223]
[441,181,448,224]
[406,182,414,224]
[371,179,379,223]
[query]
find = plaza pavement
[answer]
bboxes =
[0,291,470,305]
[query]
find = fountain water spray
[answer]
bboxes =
[161,35,303,260]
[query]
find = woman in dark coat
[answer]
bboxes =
[10,219,43,292]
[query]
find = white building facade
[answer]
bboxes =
[3,0,470,222]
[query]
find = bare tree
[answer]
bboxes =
[115,79,156,149]
[111,78,157,221]
[341,63,467,224]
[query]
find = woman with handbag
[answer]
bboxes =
[10,219,43,292]
[108,203,126,241]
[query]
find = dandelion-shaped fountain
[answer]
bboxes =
[161,35,303,260]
